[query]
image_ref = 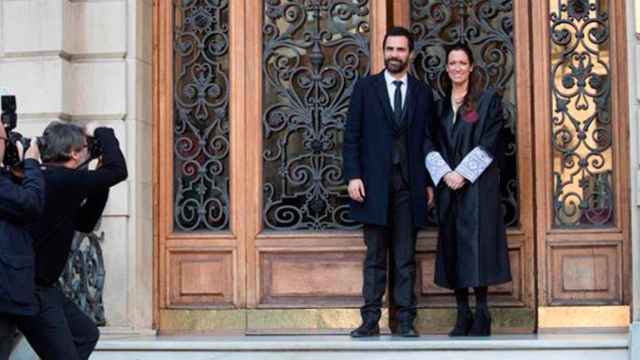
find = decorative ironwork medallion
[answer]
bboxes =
[410,0,519,227]
[59,230,106,325]
[262,0,370,230]
[549,0,613,227]
[173,0,231,231]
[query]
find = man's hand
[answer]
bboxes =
[84,121,99,138]
[24,138,41,162]
[348,178,366,203]
[426,186,434,208]
[443,171,466,190]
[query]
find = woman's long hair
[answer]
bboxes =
[442,43,483,117]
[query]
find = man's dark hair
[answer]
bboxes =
[383,26,414,52]
[41,122,85,163]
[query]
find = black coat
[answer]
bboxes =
[0,159,45,315]
[428,89,511,289]
[30,127,127,287]
[343,72,436,226]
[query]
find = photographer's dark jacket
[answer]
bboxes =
[29,128,128,287]
[0,159,45,315]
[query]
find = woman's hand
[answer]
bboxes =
[443,171,466,190]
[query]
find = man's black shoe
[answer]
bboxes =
[394,323,419,337]
[350,322,380,337]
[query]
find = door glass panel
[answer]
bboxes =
[550,0,614,227]
[173,0,231,231]
[410,1,519,228]
[262,1,370,230]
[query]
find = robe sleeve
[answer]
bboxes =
[454,146,493,183]
[455,94,504,183]
[426,151,452,186]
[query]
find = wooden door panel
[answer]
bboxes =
[548,241,623,305]
[532,0,630,308]
[258,250,364,307]
[168,250,235,307]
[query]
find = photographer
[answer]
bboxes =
[0,123,44,360]
[13,121,127,360]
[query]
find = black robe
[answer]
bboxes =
[430,89,511,289]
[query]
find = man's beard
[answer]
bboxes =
[384,57,409,74]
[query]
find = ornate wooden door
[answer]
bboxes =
[153,0,629,333]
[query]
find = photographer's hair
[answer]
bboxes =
[383,26,414,52]
[443,42,483,114]
[41,122,85,163]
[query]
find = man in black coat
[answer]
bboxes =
[0,123,44,360]
[12,121,127,360]
[343,27,436,337]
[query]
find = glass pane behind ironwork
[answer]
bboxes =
[173,0,230,231]
[550,0,614,227]
[410,1,519,228]
[262,1,370,230]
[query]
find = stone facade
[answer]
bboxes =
[0,0,153,333]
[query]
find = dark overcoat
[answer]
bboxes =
[0,159,44,315]
[342,71,436,227]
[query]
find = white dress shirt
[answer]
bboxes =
[384,70,408,111]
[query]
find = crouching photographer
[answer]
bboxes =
[0,122,44,360]
[12,121,127,360]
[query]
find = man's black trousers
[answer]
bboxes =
[13,286,99,360]
[360,165,418,324]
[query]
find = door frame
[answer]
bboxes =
[148,0,636,333]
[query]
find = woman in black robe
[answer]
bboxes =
[424,43,511,337]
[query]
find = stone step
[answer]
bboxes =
[86,333,630,360]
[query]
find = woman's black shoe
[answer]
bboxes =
[468,307,491,336]
[448,307,474,337]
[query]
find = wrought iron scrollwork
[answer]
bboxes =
[550,0,613,227]
[59,230,106,326]
[410,0,519,228]
[262,0,370,230]
[173,0,230,231]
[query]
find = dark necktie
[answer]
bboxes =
[393,80,403,127]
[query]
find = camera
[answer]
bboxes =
[86,136,103,161]
[1,95,46,168]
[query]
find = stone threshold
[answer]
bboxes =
[95,333,628,351]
